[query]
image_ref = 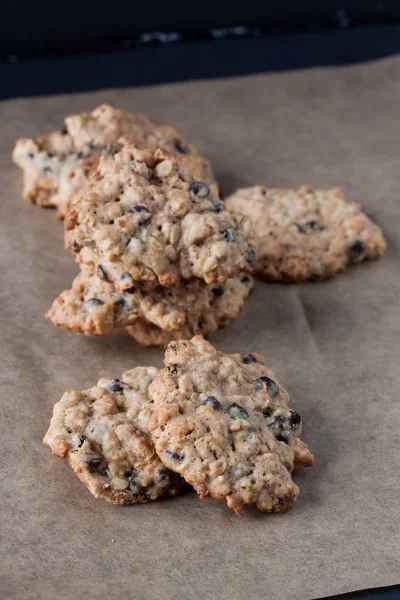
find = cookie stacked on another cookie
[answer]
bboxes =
[46,137,255,344]
[44,337,313,514]
[149,336,314,515]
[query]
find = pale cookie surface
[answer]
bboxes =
[226,185,386,282]
[46,264,252,337]
[65,138,254,288]
[43,367,182,504]
[127,273,253,347]
[149,336,314,515]
[12,104,215,218]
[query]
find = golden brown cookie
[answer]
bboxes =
[65,138,255,288]
[13,104,215,218]
[226,185,386,281]
[149,336,314,515]
[43,367,183,504]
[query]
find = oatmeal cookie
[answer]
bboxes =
[226,185,386,281]
[13,104,215,218]
[127,273,254,347]
[43,366,183,503]
[65,138,254,288]
[46,266,253,338]
[149,336,314,515]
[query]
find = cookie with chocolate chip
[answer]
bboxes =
[126,274,254,346]
[46,264,252,338]
[65,137,254,288]
[13,104,215,218]
[149,336,314,515]
[226,185,386,282]
[43,367,183,504]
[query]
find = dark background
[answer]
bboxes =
[2,0,400,59]
[2,1,400,100]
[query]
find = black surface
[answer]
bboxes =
[327,585,400,599]
[2,24,400,101]
[2,0,400,58]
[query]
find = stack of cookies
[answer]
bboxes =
[44,336,314,515]
[13,104,389,515]
[14,105,255,345]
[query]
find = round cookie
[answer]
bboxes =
[46,267,253,337]
[149,336,314,515]
[226,185,386,282]
[127,274,254,347]
[13,104,216,218]
[43,366,183,504]
[65,138,255,288]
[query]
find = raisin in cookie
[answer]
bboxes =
[43,366,183,504]
[46,265,253,338]
[149,336,314,515]
[127,274,254,347]
[226,185,386,282]
[13,104,215,218]
[65,138,254,288]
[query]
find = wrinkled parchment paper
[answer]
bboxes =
[1,56,399,600]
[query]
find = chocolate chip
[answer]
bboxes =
[166,449,184,461]
[190,181,209,198]
[243,354,258,364]
[263,408,273,418]
[107,379,124,393]
[289,411,301,429]
[265,414,290,443]
[260,188,267,196]
[61,126,68,135]
[70,240,79,252]
[124,286,136,294]
[223,228,236,242]
[86,457,107,476]
[240,274,251,284]
[248,425,258,433]
[27,152,34,159]
[256,376,279,398]
[104,143,122,156]
[129,205,148,214]
[115,297,127,309]
[228,403,249,420]
[350,240,365,255]
[97,264,109,282]
[211,201,225,213]
[167,364,180,375]
[128,205,150,224]
[155,468,170,484]
[201,396,222,410]
[84,298,104,310]
[43,166,53,174]
[273,415,285,428]
[47,152,55,158]
[245,248,256,265]
[77,435,87,448]
[174,138,188,154]
[76,152,88,160]
[127,472,146,497]
[211,284,225,297]
[293,222,306,233]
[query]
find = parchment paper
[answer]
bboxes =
[1,56,399,600]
